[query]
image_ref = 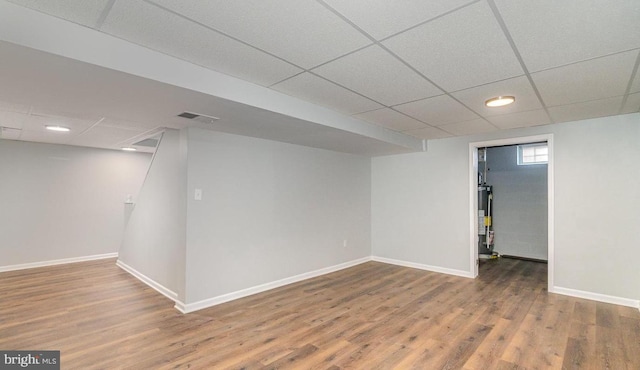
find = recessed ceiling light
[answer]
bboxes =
[485,96,515,107]
[121,147,137,152]
[45,125,71,132]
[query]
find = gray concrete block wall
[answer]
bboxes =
[486,145,548,260]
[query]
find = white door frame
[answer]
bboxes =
[468,134,554,292]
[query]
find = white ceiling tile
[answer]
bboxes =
[403,125,453,140]
[17,129,73,145]
[152,119,191,131]
[312,45,442,106]
[354,108,429,132]
[452,76,541,117]
[7,0,110,28]
[5,1,637,151]
[270,72,382,115]
[0,110,29,130]
[495,0,640,72]
[149,0,371,69]
[622,93,640,114]
[439,119,498,136]
[0,100,30,114]
[99,117,163,131]
[487,109,551,129]
[322,0,476,40]
[382,1,523,92]
[394,95,480,126]
[30,107,102,123]
[70,125,146,148]
[548,96,624,123]
[18,112,94,144]
[101,1,302,86]
[20,112,98,134]
[532,51,637,107]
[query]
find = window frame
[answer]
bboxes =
[517,143,548,166]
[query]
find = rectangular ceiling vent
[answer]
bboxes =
[177,111,220,124]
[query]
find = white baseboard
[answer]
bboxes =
[371,256,474,278]
[0,252,118,273]
[552,286,640,309]
[177,256,371,314]
[116,260,178,302]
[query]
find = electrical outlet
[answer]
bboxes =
[194,188,202,201]
[343,239,348,248]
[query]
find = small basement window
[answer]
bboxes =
[517,143,548,165]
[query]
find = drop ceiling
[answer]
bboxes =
[0,0,639,156]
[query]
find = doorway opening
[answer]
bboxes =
[469,134,554,292]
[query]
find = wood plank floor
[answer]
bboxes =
[1,258,639,369]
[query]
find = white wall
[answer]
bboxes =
[372,113,640,302]
[553,115,639,301]
[372,138,471,274]
[118,129,187,301]
[486,145,548,260]
[0,139,150,268]
[184,128,371,303]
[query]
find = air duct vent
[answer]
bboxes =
[177,112,199,119]
[177,111,220,124]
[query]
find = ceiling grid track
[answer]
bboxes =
[316,0,499,133]
[142,0,304,71]
[486,0,555,125]
[1,0,638,152]
[94,0,116,29]
[618,49,640,114]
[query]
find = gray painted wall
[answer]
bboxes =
[0,139,150,267]
[118,129,188,300]
[7,113,636,309]
[184,128,371,303]
[553,114,639,301]
[372,138,470,272]
[372,113,640,301]
[486,145,548,260]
